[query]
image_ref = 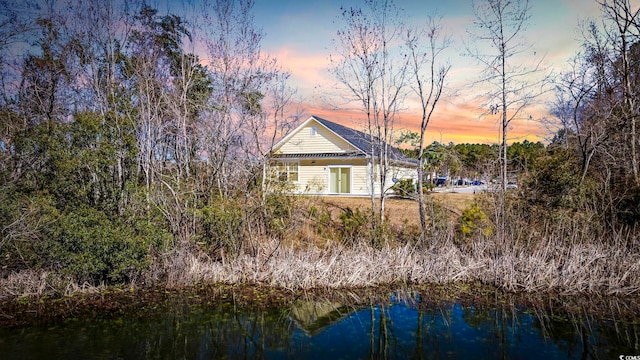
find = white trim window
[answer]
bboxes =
[277,160,299,182]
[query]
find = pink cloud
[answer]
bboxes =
[272,47,332,88]
[294,95,549,147]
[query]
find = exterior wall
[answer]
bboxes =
[293,158,371,195]
[276,119,357,154]
[271,117,417,196]
[383,164,419,195]
[272,158,417,196]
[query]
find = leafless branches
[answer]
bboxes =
[405,17,451,241]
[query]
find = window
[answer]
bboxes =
[310,126,317,136]
[276,161,299,182]
[288,162,298,181]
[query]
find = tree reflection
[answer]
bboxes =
[0,291,638,359]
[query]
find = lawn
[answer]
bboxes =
[312,192,476,228]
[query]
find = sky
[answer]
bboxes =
[245,0,627,145]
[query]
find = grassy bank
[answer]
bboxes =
[145,231,639,295]
[2,194,639,300]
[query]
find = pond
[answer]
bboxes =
[0,290,638,359]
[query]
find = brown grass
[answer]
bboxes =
[317,196,421,227]
[140,230,640,296]
[3,192,639,299]
[314,192,475,227]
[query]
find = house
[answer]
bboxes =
[269,115,418,196]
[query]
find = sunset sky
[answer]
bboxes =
[247,0,620,145]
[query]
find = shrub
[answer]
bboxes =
[264,191,294,237]
[524,147,580,209]
[0,191,61,274]
[65,208,161,283]
[457,203,493,240]
[31,206,166,285]
[196,197,244,256]
[391,178,415,196]
[339,207,369,245]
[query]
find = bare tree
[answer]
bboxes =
[197,0,285,197]
[60,0,139,215]
[0,0,37,184]
[467,0,547,242]
[405,17,450,240]
[599,0,640,186]
[330,0,409,228]
[467,0,546,192]
[551,22,615,185]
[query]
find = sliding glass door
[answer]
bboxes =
[329,167,351,194]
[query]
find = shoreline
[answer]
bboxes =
[2,195,639,329]
[1,281,638,330]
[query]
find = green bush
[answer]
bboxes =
[391,178,415,196]
[263,192,294,238]
[1,193,167,285]
[339,207,369,244]
[45,206,163,284]
[0,190,61,273]
[524,147,580,209]
[197,198,244,256]
[457,204,493,240]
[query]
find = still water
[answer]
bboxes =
[0,292,638,359]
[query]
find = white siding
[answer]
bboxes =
[384,165,418,195]
[281,159,416,196]
[290,159,370,195]
[276,120,357,155]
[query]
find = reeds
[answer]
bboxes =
[138,222,640,296]
[0,270,103,300]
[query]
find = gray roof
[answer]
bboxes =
[312,116,417,166]
[275,152,366,159]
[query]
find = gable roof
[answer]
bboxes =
[273,115,417,166]
[312,116,373,155]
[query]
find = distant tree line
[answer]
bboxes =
[398,139,544,183]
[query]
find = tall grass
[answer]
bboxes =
[139,220,640,295]
[2,195,639,298]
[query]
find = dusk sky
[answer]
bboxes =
[243,0,629,145]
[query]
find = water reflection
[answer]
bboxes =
[0,292,638,359]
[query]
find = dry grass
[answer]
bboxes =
[0,270,103,300]
[3,192,639,299]
[317,196,421,227]
[4,230,639,298]
[138,232,640,296]
[429,192,476,214]
[151,193,635,295]
[313,192,475,227]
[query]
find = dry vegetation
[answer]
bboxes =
[140,192,640,296]
[305,193,473,230]
[2,192,639,300]
[143,229,639,296]
[316,196,423,227]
